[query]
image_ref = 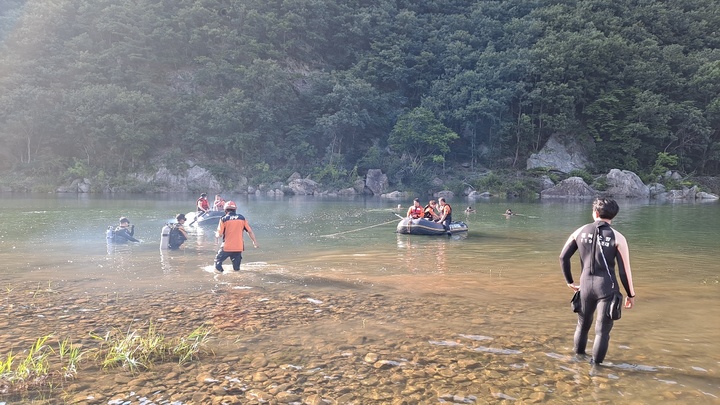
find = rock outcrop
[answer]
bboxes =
[527,134,591,173]
[57,178,92,193]
[365,169,389,196]
[288,178,319,195]
[604,169,649,199]
[540,177,596,198]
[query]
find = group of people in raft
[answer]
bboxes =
[405,197,453,230]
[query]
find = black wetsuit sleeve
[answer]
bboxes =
[559,238,578,284]
[116,228,140,242]
[616,251,632,296]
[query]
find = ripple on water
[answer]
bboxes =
[474,346,523,355]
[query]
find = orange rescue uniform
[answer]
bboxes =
[217,213,252,252]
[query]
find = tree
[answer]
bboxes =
[388,107,459,172]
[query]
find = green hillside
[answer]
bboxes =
[1,0,718,191]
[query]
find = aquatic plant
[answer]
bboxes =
[92,323,213,371]
[0,335,79,396]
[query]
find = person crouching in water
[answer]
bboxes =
[113,217,140,243]
[214,201,258,273]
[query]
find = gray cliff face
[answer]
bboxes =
[527,134,591,173]
[365,169,388,196]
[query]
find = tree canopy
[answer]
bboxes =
[1,0,718,188]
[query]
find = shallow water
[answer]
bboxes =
[0,193,718,403]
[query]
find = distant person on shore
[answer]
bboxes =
[214,201,258,273]
[559,198,637,365]
[436,197,452,230]
[424,200,440,221]
[406,198,424,219]
[111,217,139,243]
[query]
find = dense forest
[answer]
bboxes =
[0,0,719,192]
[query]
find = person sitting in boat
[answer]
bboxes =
[189,193,210,225]
[197,193,210,216]
[424,200,440,221]
[406,198,424,219]
[212,194,226,211]
[436,198,453,230]
[112,217,140,243]
[505,208,514,217]
[465,206,476,214]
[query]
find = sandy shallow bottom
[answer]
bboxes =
[1,269,718,405]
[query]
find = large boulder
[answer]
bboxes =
[152,165,222,193]
[186,166,221,192]
[353,178,368,194]
[288,178,319,195]
[697,191,719,200]
[605,169,649,199]
[365,169,389,196]
[541,177,596,199]
[434,190,455,200]
[527,134,591,173]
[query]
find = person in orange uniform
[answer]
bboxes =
[214,201,258,273]
[436,197,452,230]
[406,198,424,219]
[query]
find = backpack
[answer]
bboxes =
[167,224,187,250]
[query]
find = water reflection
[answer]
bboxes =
[0,195,718,403]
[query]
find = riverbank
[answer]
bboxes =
[2,167,719,199]
[2,277,714,404]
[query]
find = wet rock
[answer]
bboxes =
[364,352,379,363]
[252,371,270,382]
[276,391,302,402]
[245,388,273,402]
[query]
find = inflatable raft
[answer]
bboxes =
[396,217,468,235]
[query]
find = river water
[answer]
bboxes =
[0,193,718,404]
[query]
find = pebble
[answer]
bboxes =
[0,279,704,404]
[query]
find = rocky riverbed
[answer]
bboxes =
[0,277,712,404]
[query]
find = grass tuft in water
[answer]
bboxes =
[0,335,80,396]
[92,322,213,371]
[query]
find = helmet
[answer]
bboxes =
[223,201,237,210]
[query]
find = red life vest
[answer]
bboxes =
[197,197,210,211]
[408,206,423,219]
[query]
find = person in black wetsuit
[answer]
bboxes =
[113,217,140,243]
[559,198,636,365]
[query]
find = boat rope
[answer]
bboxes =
[320,218,399,238]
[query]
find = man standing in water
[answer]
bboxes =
[214,201,258,273]
[559,198,636,365]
